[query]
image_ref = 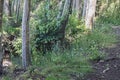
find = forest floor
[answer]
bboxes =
[83,26,120,80]
[1,26,120,80]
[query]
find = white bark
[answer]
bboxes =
[75,0,82,19]
[4,0,11,16]
[72,0,76,12]
[85,0,97,29]
[82,0,87,18]
[76,0,80,12]
[22,0,30,69]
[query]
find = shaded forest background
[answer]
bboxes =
[0,0,120,80]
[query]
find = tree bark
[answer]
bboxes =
[72,0,76,12]
[0,0,4,64]
[0,0,4,75]
[82,0,87,18]
[59,0,72,40]
[16,0,21,22]
[75,0,82,19]
[22,0,31,69]
[85,0,97,29]
[57,0,65,19]
[4,0,11,16]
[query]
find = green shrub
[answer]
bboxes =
[30,1,63,53]
[66,14,85,40]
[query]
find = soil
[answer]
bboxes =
[83,26,120,80]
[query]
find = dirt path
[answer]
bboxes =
[83,26,120,80]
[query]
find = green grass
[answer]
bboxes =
[27,24,117,80]
[5,23,117,80]
[1,76,12,80]
[31,50,92,80]
[73,24,117,60]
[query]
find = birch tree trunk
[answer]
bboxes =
[85,0,97,29]
[82,0,87,18]
[0,0,4,64]
[22,0,31,69]
[4,0,11,16]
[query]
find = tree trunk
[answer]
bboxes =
[85,0,97,29]
[4,0,13,27]
[16,0,21,22]
[22,0,31,69]
[4,0,11,16]
[72,0,76,12]
[0,0,4,64]
[0,0,4,74]
[82,0,87,18]
[75,0,82,19]
[59,0,72,40]
[57,0,65,19]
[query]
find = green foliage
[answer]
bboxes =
[97,1,120,25]
[3,27,20,36]
[2,14,21,57]
[30,7,118,78]
[1,0,119,80]
[12,37,22,56]
[66,14,85,39]
[30,23,117,80]
[1,76,12,80]
[31,1,62,53]
[3,14,22,34]
[73,24,117,61]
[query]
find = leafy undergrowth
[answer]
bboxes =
[30,50,92,80]
[1,53,92,80]
[1,24,117,80]
[72,24,117,60]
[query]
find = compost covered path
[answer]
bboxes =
[83,26,120,80]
